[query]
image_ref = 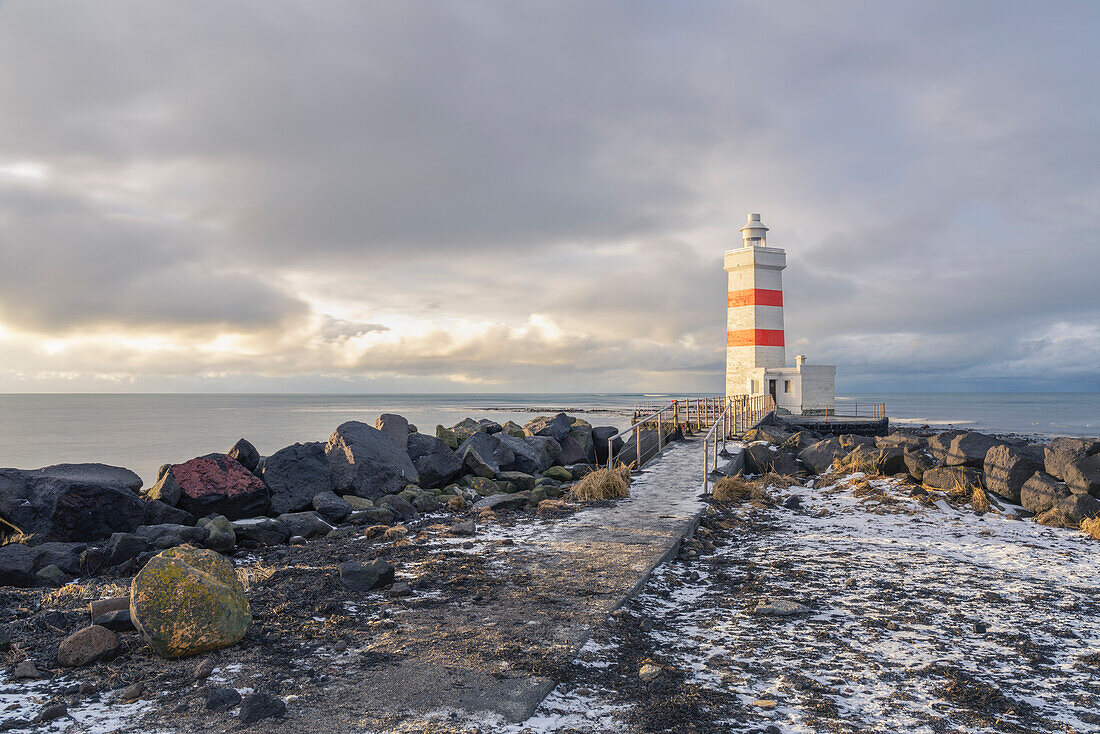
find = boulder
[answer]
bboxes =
[1020,472,1072,514]
[230,518,289,546]
[146,454,270,520]
[742,425,792,445]
[202,516,235,553]
[312,491,352,524]
[844,445,907,475]
[261,442,335,515]
[838,434,875,450]
[592,426,623,464]
[38,463,142,492]
[525,436,562,471]
[93,609,134,632]
[493,433,542,475]
[1058,493,1100,519]
[456,433,513,479]
[238,692,286,724]
[342,495,374,510]
[876,433,927,451]
[346,507,396,525]
[57,625,120,667]
[563,464,595,480]
[495,471,537,492]
[227,439,261,473]
[500,421,526,438]
[1044,437,1100,482]
[130,546,251,658]
[142,499,195,527]
[206,686,242,713]
[338,559,394,592]
[523,414,572,442]
[543,466,572,482]
[744,443,778,475]
[0,543,39,587]
[922,466,982,491]
[105,533,154,567]
[928,431,965,463]
[556,436,589,466]
[770,452,804,477]
[1,466,146,543]
[377,494,417,522]
[568,420,596,463]
[435,425,459,450]
[944,432,1004,468]
[134,524,206,550]
[903,451,936,482]
[720,449,746,477]
[472,492,532,512]
[984,445,1043,503]
[478,419,503,435]
[36,564,69,586]
[374,414,410,451]
[1063,454,1100,496]
[276,511,333,539]
[462,476,499,496]
[780,431,819,453]
[325,422,419,500]
[35,542,86,576]
[406,433,462,488]
[798,438,845,475]
[450,418,486,444]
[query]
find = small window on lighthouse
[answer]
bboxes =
[784,380,791,393]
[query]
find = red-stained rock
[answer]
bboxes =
[146,454,269,520]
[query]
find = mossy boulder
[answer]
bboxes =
[435,425,458,451]
[130,546,251,659]
[461,476,498,496]
[500,421,526,438]
[544,466,572,482]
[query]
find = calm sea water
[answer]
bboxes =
[1,392,1096,486]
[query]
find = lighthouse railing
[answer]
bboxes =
[701,393,776,493]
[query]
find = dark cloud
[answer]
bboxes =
[0,1,1097,390]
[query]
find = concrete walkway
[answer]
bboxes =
[306,439,708,731]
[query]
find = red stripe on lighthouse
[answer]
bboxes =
[727,329,785,347]
[727,288,784,308]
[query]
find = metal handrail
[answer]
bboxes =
[701,393,776,492]
[606,400,681,469]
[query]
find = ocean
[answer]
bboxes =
[1,392,1097,486]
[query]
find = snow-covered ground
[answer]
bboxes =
[505,473,1100,733]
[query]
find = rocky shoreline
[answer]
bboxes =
[733,421,1100,535]
[2,409,1099,732]
[0,412,628,730]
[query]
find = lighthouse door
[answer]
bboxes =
[768,379,777,402]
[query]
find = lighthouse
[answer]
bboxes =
[724,213,835,414]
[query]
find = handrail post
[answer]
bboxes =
[657,408,664,451]
[635,424,641,468]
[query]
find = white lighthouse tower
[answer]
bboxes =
[724,213,835,414]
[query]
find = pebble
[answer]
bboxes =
[238,692,286,723]
[35,703,67,723]
[752,699,777,710]
[206,686,243,712]
[387,581,413,598]
[0,627,10,653]
[886,620,899,631]
[974,621,988,634]
[193,657,215,681]
[753,599,810,617]
[78,682,98,696]
[118,681,144,703]
[638,663,661,682]
[450,520,476,536]
[289,535,307,546]
[57,625,120,668]
[14,660,42,679]
[88,597,129,618]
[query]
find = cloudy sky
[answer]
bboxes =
[1,0,1098,394]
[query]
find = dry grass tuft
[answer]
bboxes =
[971,485,992,514]
[537,499,571,515]
[447,496,467,511]
[382,525,409,541]
[759,472,800,490]
[1034,507,1080,529]
[569,467,629,501]
[363,524,390,540]
[0,516,32,546]
[615,462,633,486]
[41,583,89,608]
[713,475,753,503]
[236,561,277,592]
[1080,516,1100,540]
[836,452,884,478]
